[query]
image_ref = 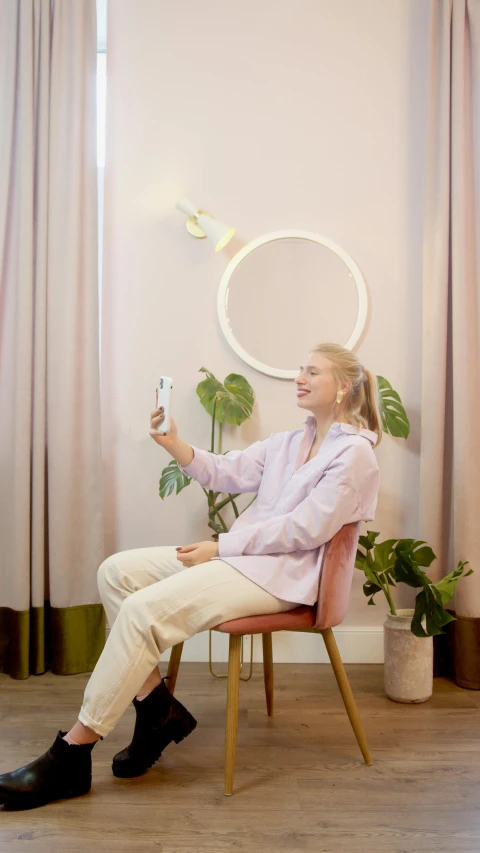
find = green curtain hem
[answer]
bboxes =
[0,603,106,680]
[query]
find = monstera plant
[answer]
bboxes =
[159,369,410,539]
[355,532,472,637]
[355,530,472,703]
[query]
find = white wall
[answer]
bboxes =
[101,0,431,662]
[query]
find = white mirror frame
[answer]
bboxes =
[217,230,368,379]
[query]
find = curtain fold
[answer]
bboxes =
[420,0,480,684]
[0,0,105,678]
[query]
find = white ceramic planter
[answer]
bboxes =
[383,608,433,703]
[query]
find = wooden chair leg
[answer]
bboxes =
[166,642,184,695]
[225,634,242,796]
[262,632,274,716]
[321,627,373,766]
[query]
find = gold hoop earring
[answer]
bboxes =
[336,390,344,404]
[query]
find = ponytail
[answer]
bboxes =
[359,368,383,446]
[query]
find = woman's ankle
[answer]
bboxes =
[64,721,101,745]
[136,669,163,700]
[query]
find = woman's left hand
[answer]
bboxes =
[176,541,219,567]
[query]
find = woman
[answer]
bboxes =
[0,343,381,810]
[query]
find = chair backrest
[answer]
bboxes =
[314,521,361,630]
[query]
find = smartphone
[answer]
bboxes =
[155,376,173,434]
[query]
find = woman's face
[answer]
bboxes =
[295,352,342,413]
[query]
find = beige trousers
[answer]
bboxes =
[78,546,296,737]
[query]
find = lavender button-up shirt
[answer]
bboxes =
[179,417,380,605]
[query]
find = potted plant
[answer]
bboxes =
[355,533,472,702]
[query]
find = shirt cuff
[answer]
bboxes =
[218,531,244,559]
[178,446,208,479]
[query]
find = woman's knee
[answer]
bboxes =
[97,555,122,599]
[115,588,157,637]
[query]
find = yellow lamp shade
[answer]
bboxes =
[196,213,235,252]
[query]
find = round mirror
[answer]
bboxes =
[217,231,368,379]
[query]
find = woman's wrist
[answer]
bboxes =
[167,437,194,468]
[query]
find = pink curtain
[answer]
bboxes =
[419,0,480,619]
[0,0,104,677]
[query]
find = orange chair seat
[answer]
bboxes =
[214,604,315,635]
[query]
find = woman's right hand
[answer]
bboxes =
[149,409,178,447]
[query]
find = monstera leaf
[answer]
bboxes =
[411,585,457,638]
[434,561,473,606]
[159,460,191,499]
[196,368,254,425]
[394,542,432,588]
[377,375,410,439]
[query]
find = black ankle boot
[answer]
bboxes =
[0,732,96,810]
[112,678,197,778]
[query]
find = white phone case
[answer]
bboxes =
[156,376,173,434]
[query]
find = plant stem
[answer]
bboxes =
[215,493,241,512]
[207,490,229,533]
[210,402,217,454]
[230,498,239,519]
[215,512,229,533]
[379,574,397,615]
[218,421,223,455]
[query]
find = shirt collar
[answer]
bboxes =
[302,416,378,447]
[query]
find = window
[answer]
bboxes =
[97,50,106,347]
[97,0,107,349]
[97,52,106,169]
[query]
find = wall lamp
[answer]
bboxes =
[175,197,235,252]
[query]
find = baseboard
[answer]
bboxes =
[158,626,384,665]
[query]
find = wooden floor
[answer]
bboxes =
[1,663,480,853]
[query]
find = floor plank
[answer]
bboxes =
[0,664,479,852]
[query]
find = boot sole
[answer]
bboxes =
[112,716,197,779]
[0,785,91,811]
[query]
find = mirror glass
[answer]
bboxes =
[221,237,361,375]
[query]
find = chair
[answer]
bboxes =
[165,521,372,795]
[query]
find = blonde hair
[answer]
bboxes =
[312,343,383,445]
